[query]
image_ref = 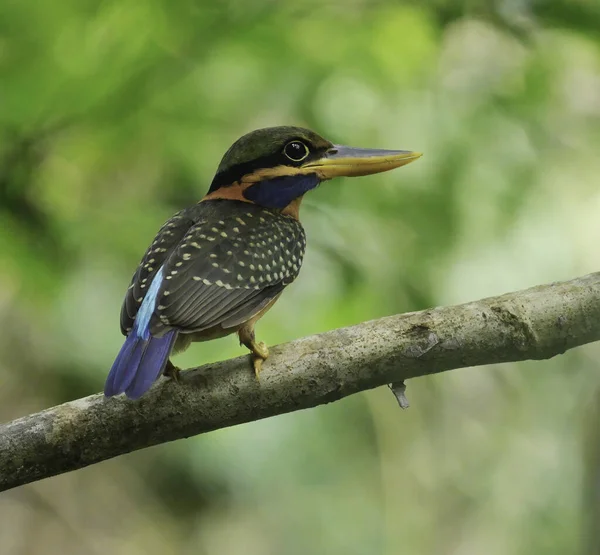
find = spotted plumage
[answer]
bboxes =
[121,200,305,338]
[105,126,420,399]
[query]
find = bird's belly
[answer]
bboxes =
[173,325,238,353]
[172,293,282,355]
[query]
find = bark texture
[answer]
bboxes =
[1,272,599,492]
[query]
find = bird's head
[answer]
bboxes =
[204,126,421,217]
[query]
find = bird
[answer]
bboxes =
[104,126,421,399]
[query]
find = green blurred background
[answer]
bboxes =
[1,0,600,553]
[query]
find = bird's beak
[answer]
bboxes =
[302,145,422,180]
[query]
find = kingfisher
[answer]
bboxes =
[104,126,421,399]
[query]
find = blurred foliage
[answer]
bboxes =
[1,0,600,553]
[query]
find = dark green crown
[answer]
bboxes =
[209,126,333,192]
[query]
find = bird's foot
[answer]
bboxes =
[238,326,269,380]
[251,341,269,379]
[163,360,182,384]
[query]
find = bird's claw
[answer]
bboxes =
[251,341,269,380]
[163,360,182,384]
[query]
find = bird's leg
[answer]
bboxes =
[238,325,269,379]
[163,359,182,383]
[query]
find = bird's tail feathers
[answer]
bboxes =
[104,330,177,399]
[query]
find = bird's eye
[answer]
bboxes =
[283,141,310,162]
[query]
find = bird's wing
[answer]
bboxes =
[148,201,306,335]
[120,209,195,334]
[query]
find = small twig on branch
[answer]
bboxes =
[1,272,599,492]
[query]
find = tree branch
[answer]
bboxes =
[2,272,599,492]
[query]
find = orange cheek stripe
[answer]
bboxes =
[203,166,310,220]
[202,184,303,220]
[201,183,254,203]
[281,197,303,219]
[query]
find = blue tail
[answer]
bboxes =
[105,265,176,399]
[104,330,177,399]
